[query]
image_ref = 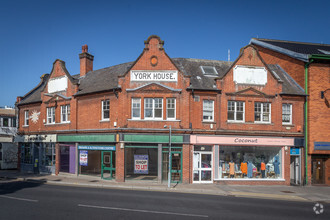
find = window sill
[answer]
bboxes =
[254,121,272,124]
[128,119,181,122]
[202,121,215,124]
[282,123,294,127]
[227,120,245,124]
[22,125,29,128]
[100,119,110,122]
[45,122,71,126]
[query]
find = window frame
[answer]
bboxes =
[24,110,29,126]
[282,103,292,125]
[203,100,214,122]
[166,98,176,120]
[61,105,70,123]
[227,101,245,122]
[131,98,141,119]
[101,99,110,121]
[254,102,271,123]
[144,98,163,120]
[47,107,55,124]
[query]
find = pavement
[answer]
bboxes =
[1,169,329,203]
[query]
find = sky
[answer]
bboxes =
[0,0,329,107]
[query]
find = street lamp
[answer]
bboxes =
[164,125,171,188]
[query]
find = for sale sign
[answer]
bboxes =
[134,155,148,174]
[80,150,88,166]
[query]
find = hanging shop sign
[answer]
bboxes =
[134,155,149,174]
[290,148,300,155]
[130,70,178,82]
[80,150,88,166]
[78,146,116,151]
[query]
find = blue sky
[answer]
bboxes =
[1,0,329,107]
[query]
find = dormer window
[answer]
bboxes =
[200,66,218,75]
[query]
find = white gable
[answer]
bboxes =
[233,65,267,85]
[48,76,68,93]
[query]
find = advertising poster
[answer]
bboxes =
[134,155,148,174]
[80,150,88,166]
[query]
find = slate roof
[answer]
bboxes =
[267,64,305,96]
[18,57,305,105]
[18,74,49,106]
[172,58,232,90]
[250,38,330,62]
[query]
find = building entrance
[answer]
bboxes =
[193,151,213,183]
[101,151,115,180]
[312,158,325,184]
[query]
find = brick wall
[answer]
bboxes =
[116,142,125,182]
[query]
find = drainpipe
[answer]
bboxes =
[304,59,313,185]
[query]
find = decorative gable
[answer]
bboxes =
[126,82,181,93]
[225,87,275,98]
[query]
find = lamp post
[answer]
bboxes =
[164,125,172,188]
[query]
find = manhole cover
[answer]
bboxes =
[281,191,294,193]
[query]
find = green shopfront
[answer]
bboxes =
[57,134,116,180]
[121,134,189,183]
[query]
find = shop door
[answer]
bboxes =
[193,152,212,183]
[171,152,182,183]
[290,156,300,185]
[162,151,182,183]
[101,151,115,180]
[312,159,325,184]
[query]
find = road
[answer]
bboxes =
[0,181,328,220]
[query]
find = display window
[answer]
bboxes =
[218,146,282,179]
[125,147,158,181]
[41,143,55,166]
[21,143,33,164]
[79,150,102,175]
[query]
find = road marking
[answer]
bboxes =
[78,204,208,218]
[0,195,38,202]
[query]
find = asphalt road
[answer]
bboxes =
[0,181,328,220]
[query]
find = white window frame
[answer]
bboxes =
[166,98,176,120]
[101,100,110,121]
[254,102,271,123]
[144,98,163,120]
[203,100,214,122]
[131,98,141,119]
[227,101,245,122]
[282,104,292,125]
[24,110,29,126]
[61,105,70,123]
[47,107,55,124]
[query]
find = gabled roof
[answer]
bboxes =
[267,64,305,96]
[18,74,49,106]
[250,38,330,62]
[172,58,232,91]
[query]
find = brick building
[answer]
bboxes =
[16,36,305,185]
[250,39,330,185]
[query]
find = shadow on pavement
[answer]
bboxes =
[0,180,46,195]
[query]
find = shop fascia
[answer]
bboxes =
[191,135,295,146]
[14,134,57,143]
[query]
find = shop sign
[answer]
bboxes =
[134,155,148,174]
[130,70,178,82]
[290,148,300,155]
[78,146,116,151]
[14,134,57,143]
[314,142,330,151]
[80,150,88,166]
[191,135,294,146]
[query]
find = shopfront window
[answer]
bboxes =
[218,146,282,179]
[42,143,55,166]
[125,147,158,181]
[21,143,33,164]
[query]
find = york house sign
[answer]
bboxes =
[130,70,178,82]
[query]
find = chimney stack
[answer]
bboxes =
[79,45,94,77]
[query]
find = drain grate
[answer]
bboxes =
[281,191,294,193]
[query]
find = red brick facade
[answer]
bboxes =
[16,36,306,186]
[254,44,330,186]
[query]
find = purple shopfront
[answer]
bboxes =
[59,144,76,174]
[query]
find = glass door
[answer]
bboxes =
[101,151,115,180]
[162,151,182,183]
[193,152,213,183]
